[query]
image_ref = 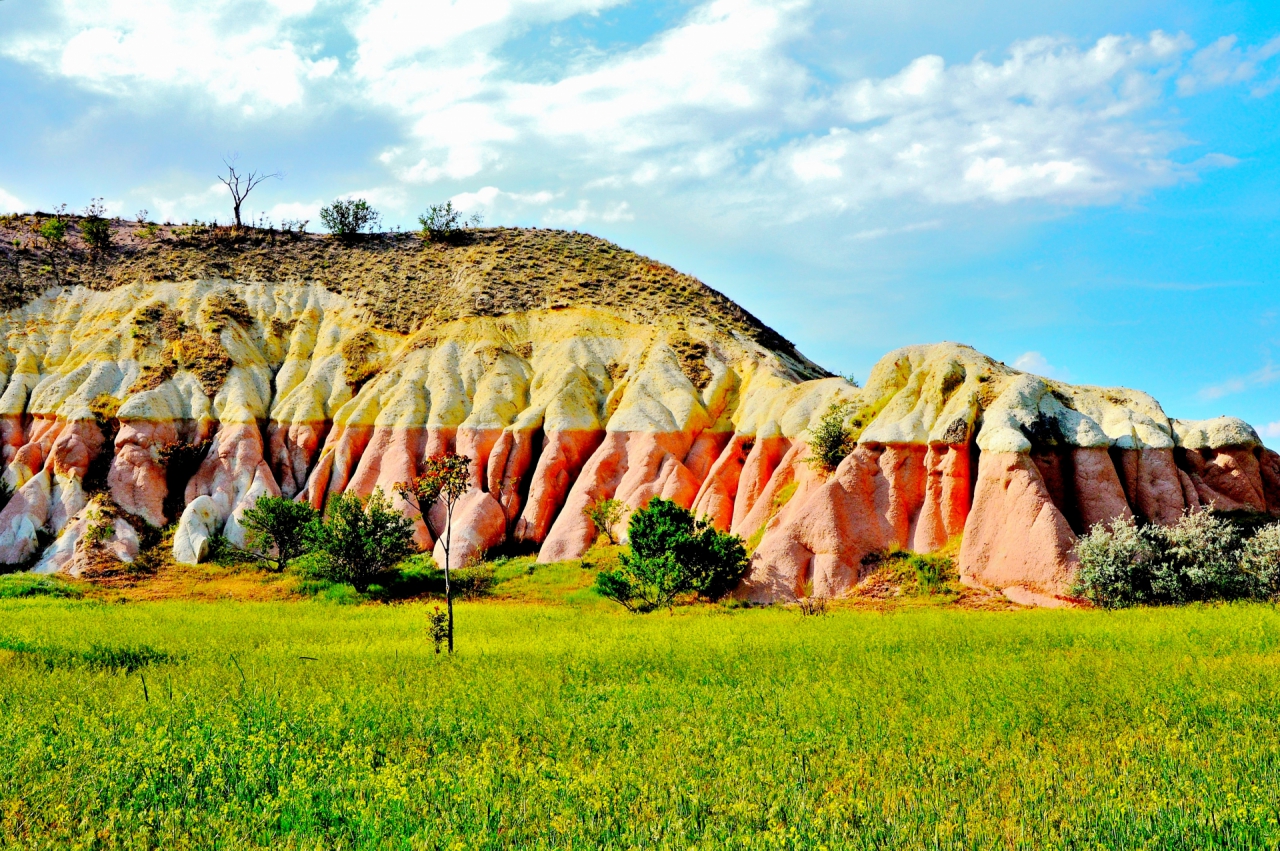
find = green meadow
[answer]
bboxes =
[3,593,1280,850]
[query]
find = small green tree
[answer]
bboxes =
[38,208,68,247]
[426,606,449,654]
[418,201,481,241]
[584,496,624,545]
[36,207,68,284]
[320,198,381,240]
[80,199,112,254]
[240,495,320,572]
[397,453,472,653]
[311,488,415,593]
[805,399,856,473]
[595,498,748,612]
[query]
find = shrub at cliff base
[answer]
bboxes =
[240,495,320,573]
[4,601,1280,848]
[594,497,748,611]
[1074,512,1280,608]
[307,489,416,593]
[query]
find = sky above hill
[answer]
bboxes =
[0,0,1276,443]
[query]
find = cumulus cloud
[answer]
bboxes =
[1,1,1273,225]
[265,201,324,229]
[2,0,337,113]
[0,187,24,214]
[776,33,1200,210]
[450,186,558,212]
[1262,421,1280,440]
[1014,351,1071,381]
[1177,35,1280,97]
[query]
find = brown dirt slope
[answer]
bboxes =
[0,214,829,380]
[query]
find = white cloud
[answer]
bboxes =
[2,0,336,113]
[144,182,226,224]
[1014,351,1071,381]
[0,188,25,214]
[1177,35,1280,97]
[1199,362,1280,401]
[776,32,1201,210]
[451,186,558,211]
[265,201,323,228]
[3,1,1274,228]
[542,199,634,227]
[1262,421,1280,440]
[851,219,942,241]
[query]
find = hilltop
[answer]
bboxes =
[0,214,826,379]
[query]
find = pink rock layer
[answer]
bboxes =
[740,440,1280,605]
[6,405,1280,611]
[0,415,108,563]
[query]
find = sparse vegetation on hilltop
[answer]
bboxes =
[320,198,381,241]
[0,214,830,378]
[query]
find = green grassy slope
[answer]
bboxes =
[2,600,1279,849]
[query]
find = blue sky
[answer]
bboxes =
[0,0,1277,442]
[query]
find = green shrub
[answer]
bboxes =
[1241,522,1280,599]
[309,489,416,593]
[594,498,748,612]
[1074,512,1274,608]
[805,400,856,473]
[584,496,624,545]
[418,201,481,242]
[240,495,320,572]
[453,562,496,599]
[80,199,112,253]
[1074,517,1158,608]
[908,552,953,594]
[1150,510,1247,602]
[320,199,380,240]
[426,606,449,653]
[38,216,67,245]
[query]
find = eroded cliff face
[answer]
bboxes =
[0,229,1274,604]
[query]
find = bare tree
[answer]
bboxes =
[217,155,281,228]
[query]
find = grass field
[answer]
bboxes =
[3,593,1280,849]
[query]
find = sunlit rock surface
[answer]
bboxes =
[0,229,1273,606]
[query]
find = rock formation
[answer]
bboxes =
[0,219,1274,603]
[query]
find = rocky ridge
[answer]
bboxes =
[0,218,1275,604]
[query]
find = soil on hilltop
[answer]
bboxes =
[0,213,830,379]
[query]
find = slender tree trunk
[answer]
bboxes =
[444,505,454,654]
